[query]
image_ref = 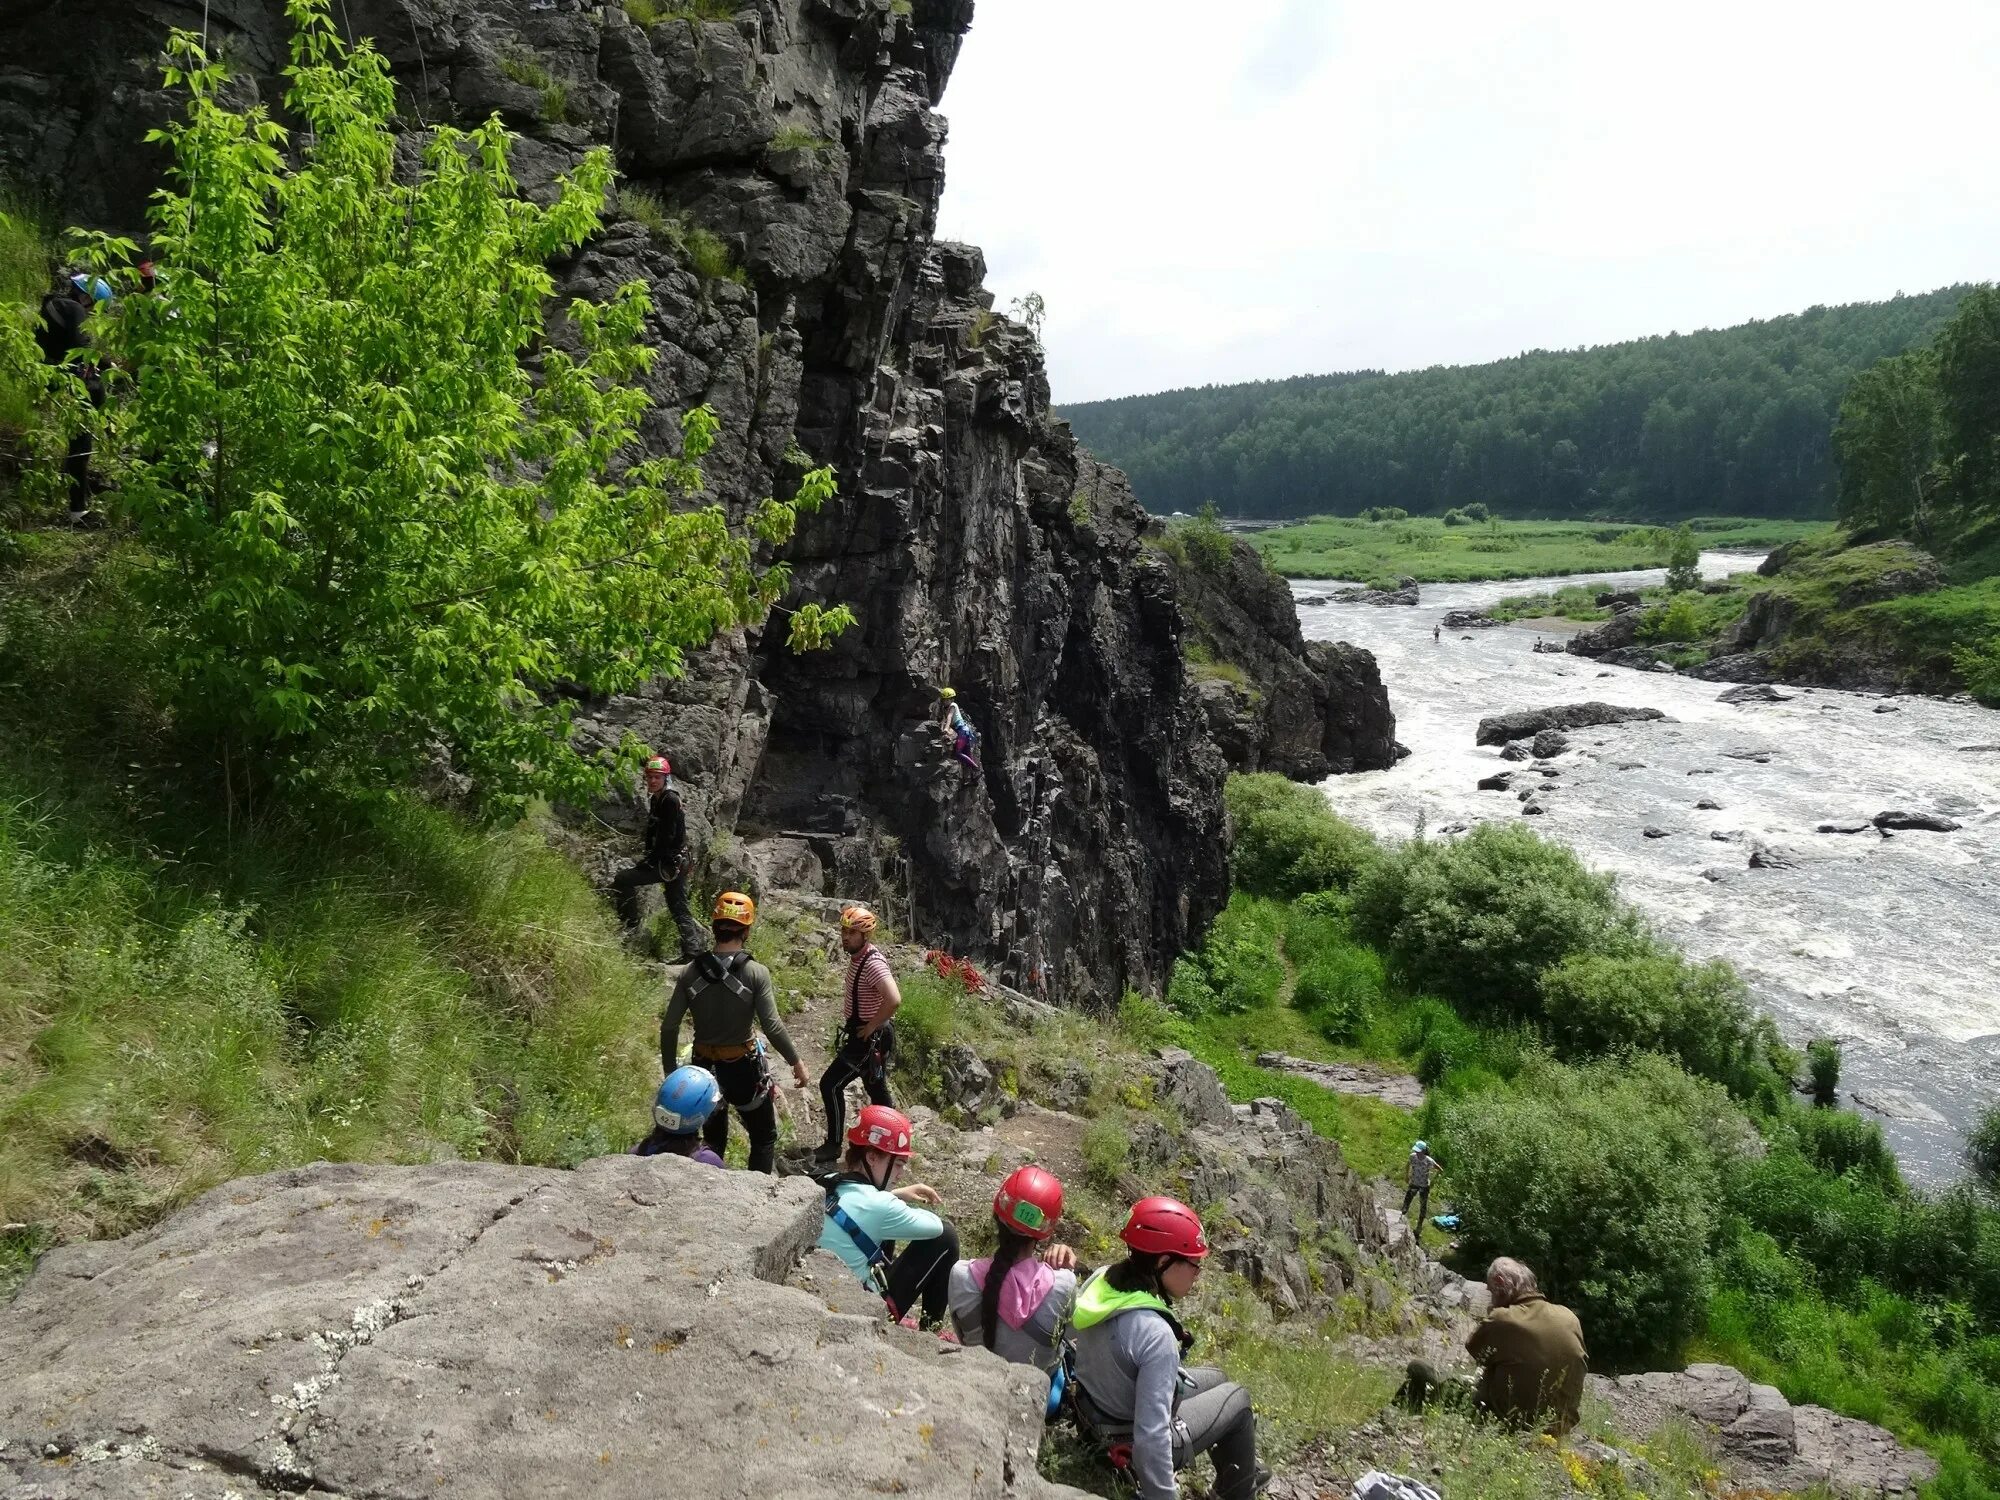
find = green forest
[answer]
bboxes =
[1064,288,1975,522]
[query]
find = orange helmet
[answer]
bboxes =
[711,891,756,927]
[847,1104,914,1158]
[840,905,877,935]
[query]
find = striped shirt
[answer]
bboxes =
[845,944,900,1029]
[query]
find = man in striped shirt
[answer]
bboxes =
[814,905,902,1165]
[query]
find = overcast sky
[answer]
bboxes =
[934,0,2000,406]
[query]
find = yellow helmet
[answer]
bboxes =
[712,891,757,927]
[938,687,957,700]
[840,904,877,935]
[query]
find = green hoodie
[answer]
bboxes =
[1070,1267,1175,1331]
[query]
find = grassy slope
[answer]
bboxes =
[0,529,663,1293]
[1247,515,1828,585]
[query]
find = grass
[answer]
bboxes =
[1249,514,1828,583]
[496,50,579,125]
[615,187,747,285]
[626,0,739,19]
[0,528,663,1296]
[768,125,834,155]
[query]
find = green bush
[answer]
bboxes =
[1538,951,1756,1088]
[1790,1105,1900,1191]
[1176,502,1234,574]
[1972,1101,2000,1183]
[1438,1055,1731,1363]
[1226,773,1378,898]
[1292,945,1381,1043]
[1166,954,1222,1018]
[1199,894,1286,1013]
[1639,594,1704,642]
[1351,822,1640,1019]
[1442,507,1470,526]
[1081,1114,1131,1191]
[1807,1037,1842,1105]
[1280,894,1350,968]
[889,971,959,1066]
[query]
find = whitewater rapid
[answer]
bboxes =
[1295,553,2000,1184]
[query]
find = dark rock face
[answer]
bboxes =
[3,0,1393,1003]
[1474,702,1669,746]
[1173,541,1397,780]
[1566,606,1642,656]
[1719,684,1794,704]
[1330,576,1420,606]
[1874,810,1961,833]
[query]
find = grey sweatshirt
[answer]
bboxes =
[1070,1304,1184,1500]
[659,953,800,1069]
[946,1262,1076,1375]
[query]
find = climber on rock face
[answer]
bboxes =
[631,1066,725,1167]
[817,1105,961,1334]
[658,892,809,1174]
[609,754,705,961]
[948,1165,1079,1370]
[1070,1197,1266,1500]
[940,686,981,778]
[814,904,900,1165]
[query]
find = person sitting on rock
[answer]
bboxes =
[659,892,809,1175]
[1401,1256,1587,1435]
[818,1105,960,1335]
[1402,1140,1444,1224]
[1070,1197,1266,1500]
[631,1066,725,1167]
[948,1165,1079,1371]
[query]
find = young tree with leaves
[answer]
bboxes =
[1664,521,1701,592]
[80,0,849,812]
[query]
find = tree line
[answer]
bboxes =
[1063,288,1974,522]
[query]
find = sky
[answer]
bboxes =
[933,0,2000,405]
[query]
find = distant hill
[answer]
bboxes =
[1062,287,1978,522]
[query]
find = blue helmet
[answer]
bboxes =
[70,274,114,304]
[654,1066,721,1136]
[1412,1140,1429,1154]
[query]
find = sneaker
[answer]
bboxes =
[934,1325,960,1345]
[896,1312,921,1331]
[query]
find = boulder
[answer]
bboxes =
[1873,810,1961,833]
[1474,702,1669,746]
[1565,608,1642,656]
[0,1160,1082,1500]
[1718,684,1793,704]
[1476,772,1515,791]
[1441,608,1501,629]
[1749,843,1803,870]
[1529,729,1571,758]
[1499,741,1533,763]
[1595,589,1643,608]
[1330,577,1420,607]
[1817,819,1874,835]
[1873,703,1902,714]
[1642,826,1674,839]
[1154,1047,1236,1129]
[1696,797,1723,810]
[936,1043,998,1116]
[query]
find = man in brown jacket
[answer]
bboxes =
[1466,1257,1588,1432]
[1399,1256,1588,1434]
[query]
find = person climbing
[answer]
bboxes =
[610,754,705,961]
[1400,1257,1587,1434]
[1402,1140,1444,1224]
[814,904,900,1165]
[1071,1197,1266,1500]
[817,1104,960,1333]
[940,687,981,777]
[659,892,809,1174]
[947,1165,1079,1370]
[37,272,112,521]
[631,1065,725,1167]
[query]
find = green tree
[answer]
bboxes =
[1933,285,2000,528]
[1665,521,1701,592]
[93,2,848,809]
[1830,349,1942,539]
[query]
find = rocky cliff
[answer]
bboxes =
[0,0,1390,1003]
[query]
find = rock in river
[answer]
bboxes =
[1477,772,1515,791]
[1474,702,1669,746]
[1873,810,1961,833]
[1817,819,1874,835]
[1530,729,1571,758]
[1718,684,1794,704]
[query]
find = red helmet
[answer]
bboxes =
[644,755,670,776]
[994,1165,1063,1240]
[1119,1196,1209,1260]
[847,1104,914,1159]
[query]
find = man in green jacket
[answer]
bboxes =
[1400,1256,1588,1434]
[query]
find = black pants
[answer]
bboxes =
[62,369,105,513]
[818,1026,894,1153]
[882,1221,959,1324]
[610,858,703,956]
[702,1053,778,1174]
[1402,1182,1431,1222]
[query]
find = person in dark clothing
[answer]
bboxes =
[658,892,810,1174]
[814,904,901,1164]
[610,754,705,961]
[37,275,109,519]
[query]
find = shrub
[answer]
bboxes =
[1666,522,1702,592]
[1807,1037,1842,1105]
[1201,895,1287,1013]
[1972,1100,2000,1183]
[1226,773,1378,898]
[1281,895,1350,970]
[1166,955,1222,1018]
[1438,1056,1727,1363]
[1790,1105,1900,1191]
[1462,502,1491,522]
[1640,594,1703,643]
[1081,1114,1131,1190]
[1539,951,1756,1088]
[1351,822,1639,1019]
[1442,507,1470,526]
[1177,502,1234,574]
[890,971,959,1067]
[1292,945,1382,1043]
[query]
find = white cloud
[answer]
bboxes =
[935,0,2000,403]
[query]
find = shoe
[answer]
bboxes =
[934,1325,960,1345]
[896,1312,921,1331]
[1253,1464,1273,1495]
[811,1144,842,1167]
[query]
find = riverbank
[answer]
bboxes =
[1190,774,2000,1500]
[1243,515,1829,585]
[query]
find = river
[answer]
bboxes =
[1294,554,2000,1184]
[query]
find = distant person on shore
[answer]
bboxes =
[659,892,810,1174]
[631,1066,725,1167]
[1403,1140,1444,1223]
[1400,1257,1587,1434]
[610,754,704,961]
[1434,623,1442,643]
